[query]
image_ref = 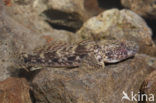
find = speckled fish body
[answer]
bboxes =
[21,40,139,70]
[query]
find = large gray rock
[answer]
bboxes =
[32,54,156,103]
[76,9,156,56]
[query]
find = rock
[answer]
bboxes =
[42,29,75,43]
[0,1,47,81]
[44,0,85,14]
[84,0,124,16]
[0,1,47,52]
[33,0,87,32]
[140,70,156,103]
[0,1,76,81]
[121,0,156,42]
[76,9,156,56]
[33,0,125,32]
[14,0,33,5]
[5,0,52,34]
[41,9,83,32]
[0,77,32,103]
[84,0,103,16]
[4,0,84,34]
[121,0,156,19]
[31,54,155,103]
[5,0,127,34]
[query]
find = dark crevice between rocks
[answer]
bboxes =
[46,21,77,32]
[97,0,123,9]
[42,9,84,32]
[139,82,147,103]
[29,90,36,103]
[8,67,41,82]
[144,18,156,43]
[17,69,41,81]
[84,0,124,16]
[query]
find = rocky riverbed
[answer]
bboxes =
[0,0,156,103]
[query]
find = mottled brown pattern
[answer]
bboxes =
[20,40,139,71]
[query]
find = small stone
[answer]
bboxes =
[0,77,32,103]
